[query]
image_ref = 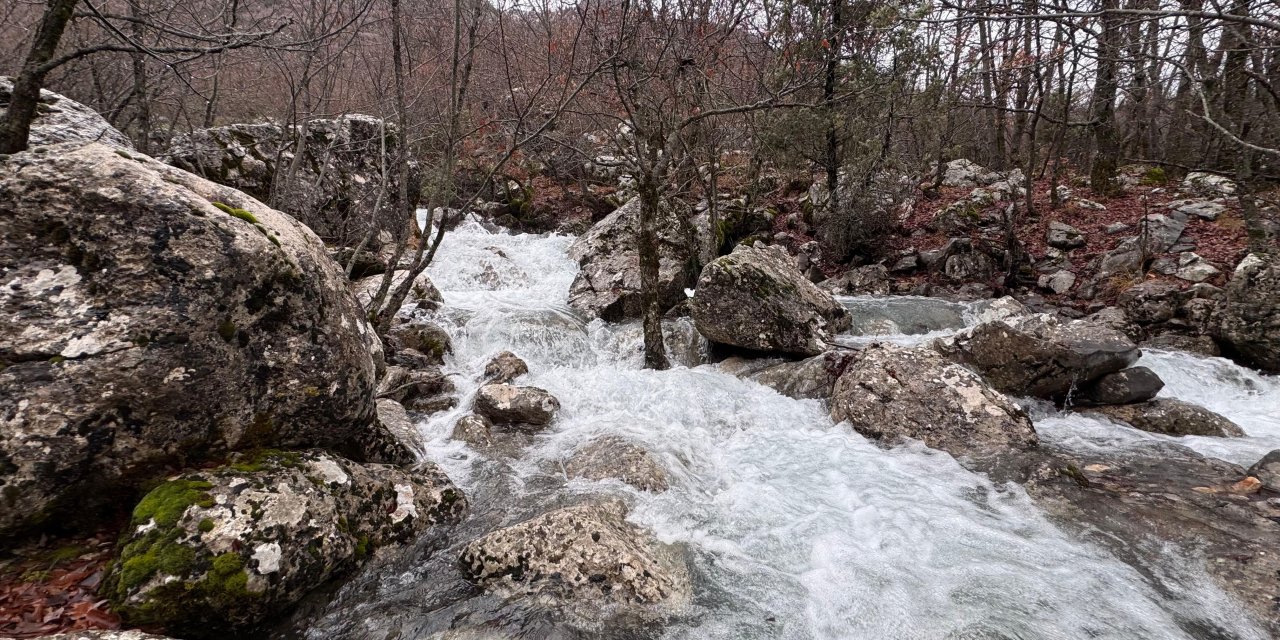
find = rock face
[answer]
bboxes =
[473,384,560,426]
[1072,366,1164,406]
[565,437,669,492]
[459,501,690,625]
[1247,450,1280,491]
[0,144,382,538]
[830,346,1037,459]
[567,197,696,320]
[1215,254,1280,372]
[1089,398,1244,437]
[164,115,417,245]
[103,450,466,634]
[0,77,133,150]
[935,314,1140,399]
[691,244,851,356]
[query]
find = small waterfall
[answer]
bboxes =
[304,220,1273,639]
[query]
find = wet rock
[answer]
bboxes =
[0,76,133,150]
[1247,450,1280,492]
[1089,398,1244,437]
[451,414,494,447]
[459,501,690,625]
[724,350,860,401]
[818,264,890,295]
[103,451,466,634]
[1038,270,1076,294]
[165,115,417,245]
[567,197,696,321]
[473,384,560,426]
[483,351,529,383]
[377,366,456,414]
[830,345,1037,459]
[935,314,1140,399]
[385,320,452,364]
[0,144,382,538]
[1214,254,1280,372]
[565,437,669,491]
[1072,366,1164,406]
[1141,332,1221,356]
[691,244,851,356]
[367,399,424,465]
[354,270,443,312]
[1045,221,1086,250]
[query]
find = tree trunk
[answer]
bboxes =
[1089,0,1122,196]
[0,0,80,154]
[129,0,150,154]
[638,173,670,371]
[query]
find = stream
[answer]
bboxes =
[302,221,1279,640]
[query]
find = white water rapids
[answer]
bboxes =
[305,221,1280,639]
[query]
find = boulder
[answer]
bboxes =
[0,76,133,150]
[723,350,860,401]
[565,436,669,492]
[458,501,690,625]
[473,384,560,426]
[1247,450,1280,492]
[935,314,1140,399]
[451,414,494,447]
[1038,270,1076,295]
[385,320,452,364]
[1117,280,1184,325]
[1169,198,1226,221]
[102,451,466,634]
[567,197,696,321]
[1214,254,1280,372]
[482,351,529,383]
[939,159,1000,188]
[691,244,851,356]
[32,633,176,640]
[1045,221,1086,250]
[1089,398,1244,437]
[1071,366,1164,406]
[164,115,417,245]
[1182,171,1237,197]
[377,366,456,413]
[0,144,382,539]
[1174,252,1221,283]
[830,346,1037,459]
[1097,214,1187,277]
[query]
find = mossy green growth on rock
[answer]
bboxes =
[211,201,260,224]
[229,448,302,473]
[133,479,215,528]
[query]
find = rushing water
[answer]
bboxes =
[304,221,1277,640]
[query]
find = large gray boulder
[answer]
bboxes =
[691,244,851,356]
[1215,254,1280,372]
[0,76,133,150]
[1089,398,1244,437]
[935,314,1140,399]
[567,197,696,320]
[0,144,383,539]
[102,450,466,634]
[473,384,560,426]
[459,501,690,626]
[830,346,1038,459]
[164,115,416,245]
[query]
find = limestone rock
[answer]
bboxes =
[723,350,860,401]
[451,414,494,447]
[1045,221,1086,250]
[830,345,1037,459]
[567,197,696,320]
[818,264,890,296]
[1090,398,1244,437]
[1038,270,1076,294]
[565,436,669,491]
[1182,171,1237,197]
[0,76,133,150]
[691,244,851,356]
[473,384,560,426]
[935,314,1139,399]
[459,502,690,625]
[103,451,466,634]
[0,143,381,538]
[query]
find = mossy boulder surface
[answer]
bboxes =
[0,143,384,539]
[691,244,851,356]
[103,450,467,635]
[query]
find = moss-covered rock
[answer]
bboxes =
[103,450,466,636]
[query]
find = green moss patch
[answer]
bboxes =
[133,479,215,529]
[211,201,260,224]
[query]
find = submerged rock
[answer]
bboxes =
[103,450,466,635]
[567,197,696,320]
[935,314,1139,399]
[0,143,381,539]
[1072,366,1164,406]
[1215,254,1280,372]
[830,345,1037,459]
[1088,398,1244,437]
[482,351,529,383]
[473,384,560,426]
[459,501,690,625]
[0,76,133,150]
[691,244,851,356]
[565,436,669,492]
[451,414,494,448]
